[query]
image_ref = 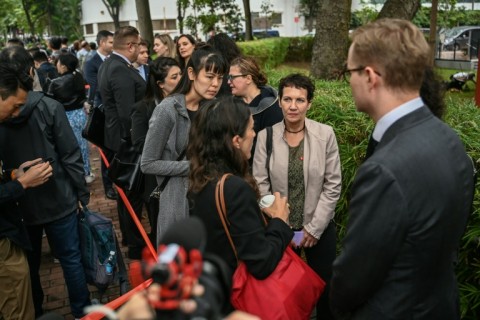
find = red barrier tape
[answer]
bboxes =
[80,146,158,319]
[82,279,153,320]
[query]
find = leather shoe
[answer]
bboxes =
[105,188,118,200]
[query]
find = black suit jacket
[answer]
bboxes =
[330,107,474,319]
[83,53,103,107]
[97,53,146,152]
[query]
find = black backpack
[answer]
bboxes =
[77,207,129,297]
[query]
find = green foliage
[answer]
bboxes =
[351,7,379,28]
[284,36,314,63]
[265,65,480,319]
[184,0,243,37]
[237,37,290,69]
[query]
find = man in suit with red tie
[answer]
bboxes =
[98,26,147,259]
[330,19,475,319]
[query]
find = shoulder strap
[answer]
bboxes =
[158,149,187,192]
[215,174,238,263]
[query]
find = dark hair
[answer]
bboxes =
[57,53,79,73]
[145,57,180,102]
[96,30,114,45]
[207,33,241,64]
[32,50,49,63]
[172,45,227,95]
[0,63,31,100]
[0,46,34,91]
[188,96,258,196]
[278,73,315,102]
[420,66,446,119]
[61,37,69,45]
[89,42,97,50]
[7,38,24,47]
[48,36,62,50]
[176,34,196,70]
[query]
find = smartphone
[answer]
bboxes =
[23,158,55,172]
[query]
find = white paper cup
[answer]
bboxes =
[259,195,275,209]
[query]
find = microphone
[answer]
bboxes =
[159,216,207,253]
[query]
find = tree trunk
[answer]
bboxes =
[377,0,421,20]
[429,0,439,62]
[21,0,36,37]
[135,0,153,49]
[242,0,253,41]
[310,0,351,80]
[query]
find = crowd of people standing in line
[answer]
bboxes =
[0,18,476,320]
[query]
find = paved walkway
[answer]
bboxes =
[39,145,150,319]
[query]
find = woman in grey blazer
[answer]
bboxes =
[141,45,227,245]
[253,74,342,319]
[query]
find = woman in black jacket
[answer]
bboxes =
[47,53,93,183]
[188,96,292,280]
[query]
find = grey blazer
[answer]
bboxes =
[140,94,190,245]
[330,107,474,319]
[252,118,342,239]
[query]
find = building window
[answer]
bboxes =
[85,24,94,35]
[152,19,177,31]
[251,12,282,29]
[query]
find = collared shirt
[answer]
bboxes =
[373,97,424,142]
[98,51,108,62]
[112,51,132,65]
[137,65,146,81]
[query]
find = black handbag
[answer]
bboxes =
[82,104,105,148]
[108,138,145,193]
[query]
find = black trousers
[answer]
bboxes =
[294,220,336,320]
[104,149,146,256]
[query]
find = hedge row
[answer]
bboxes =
[237,36,314,68]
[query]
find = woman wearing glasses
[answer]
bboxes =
[253,74,342,319]
[228,56,283,159]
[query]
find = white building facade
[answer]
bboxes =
[80,0,480,41]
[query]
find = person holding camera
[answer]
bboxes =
[188,97,292,289]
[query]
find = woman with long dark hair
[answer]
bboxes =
[188,96,292,281]
[176,34,196,71]
[141,45,227,245]
[47,52,93,183]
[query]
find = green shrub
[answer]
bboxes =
[284,37,314,63]
[267,68,480,318]
[237,38,290,69]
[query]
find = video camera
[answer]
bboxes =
[129,217,231,320]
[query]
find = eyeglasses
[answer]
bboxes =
[227,74,247,81]
[339,65,382,81]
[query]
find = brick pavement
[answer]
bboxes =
[39,145,151,319]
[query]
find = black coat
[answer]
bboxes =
[0,179,30,250]
[0,92,89,225]
[98,53,146,152]
[131,99,157,201]
[83,53,103,107]
[189,174,293,280]
[330,107,474,319]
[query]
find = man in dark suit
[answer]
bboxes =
[330,19,475,319]
[98,26,147,259]
[83,30,116,199]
